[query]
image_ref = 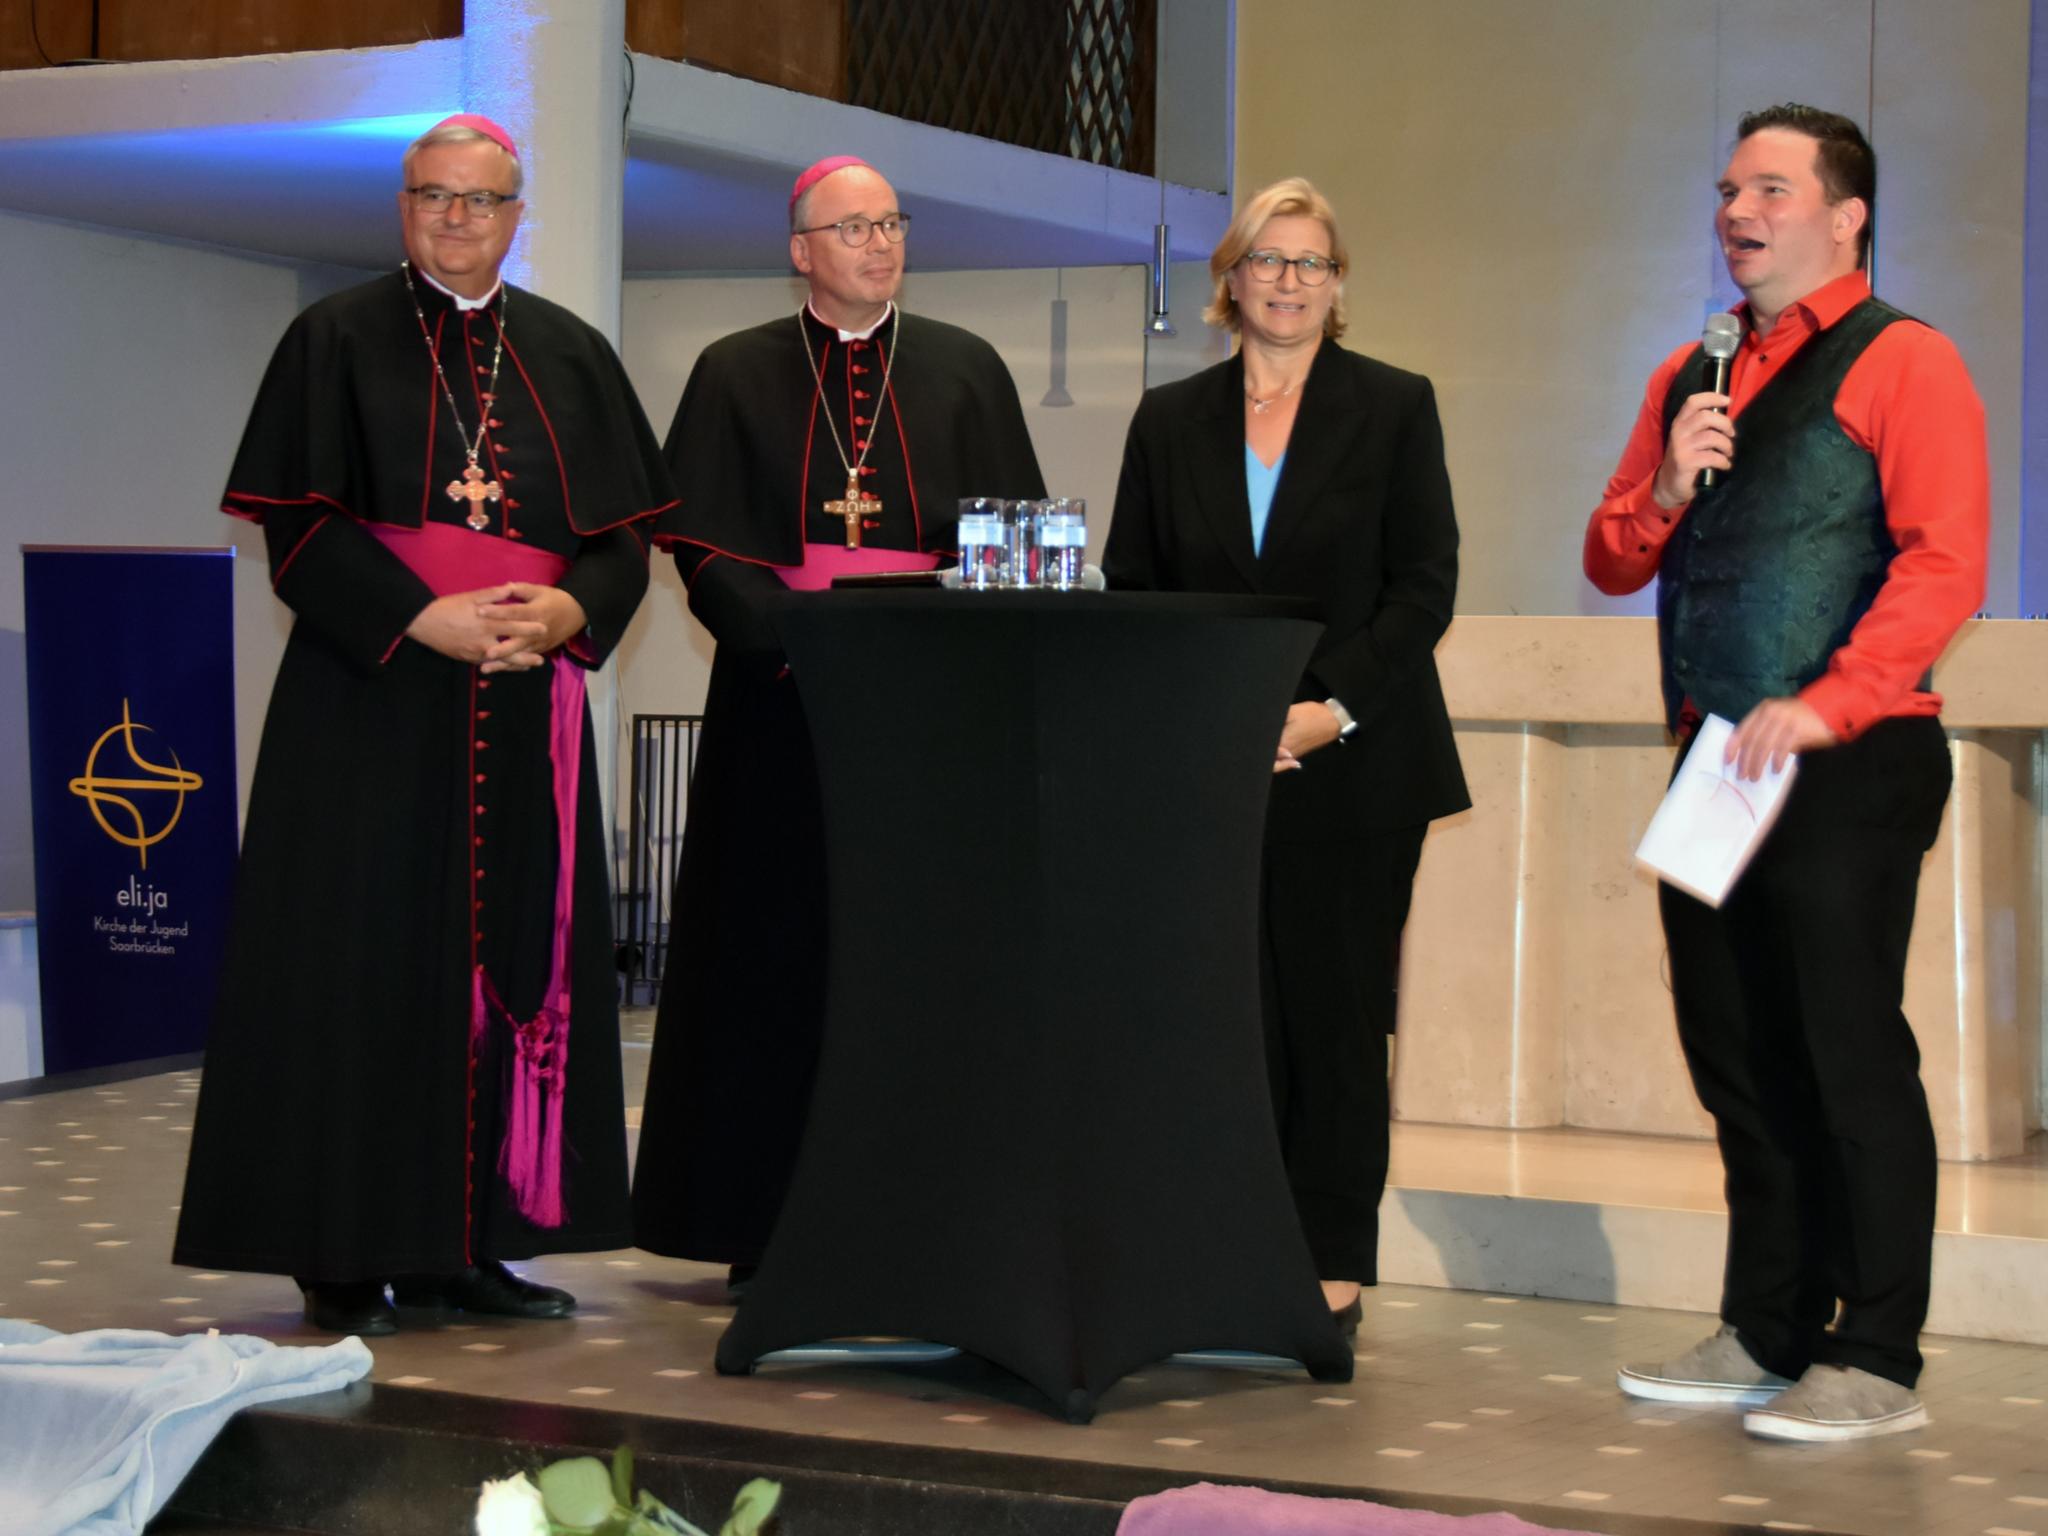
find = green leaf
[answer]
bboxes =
[611,1446,635,1509]
[718,1479,782,1536]
[538,1456,623,1530]
[637,1490,712,1536]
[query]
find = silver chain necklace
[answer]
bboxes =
[402,261,508,530]
[1244,376,1303,414]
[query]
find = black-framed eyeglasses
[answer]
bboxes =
[408,187,519,218]
[1242,250,1339,286]
[795,213,911,247]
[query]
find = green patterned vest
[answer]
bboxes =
[1655,297,1908,731]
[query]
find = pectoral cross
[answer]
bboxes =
[823,471,882,550]
[446,462,503,531]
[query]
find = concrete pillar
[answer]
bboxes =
[463,0,630,858]
[463,0,627,340]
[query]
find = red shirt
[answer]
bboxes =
[1583,271,1989,740]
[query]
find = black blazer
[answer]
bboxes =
[1105,338,1470,840]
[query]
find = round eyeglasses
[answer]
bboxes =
[1242,250,1338,286]
[795,213,912,248]
[408,187,519,219]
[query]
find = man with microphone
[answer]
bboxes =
[1583,104,1987,1441]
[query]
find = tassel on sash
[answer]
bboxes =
[468,653,585,1229]
[367,521,583,1231]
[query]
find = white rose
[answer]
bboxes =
[475,1473,551,1536]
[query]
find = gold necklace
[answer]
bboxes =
[402,262,508,531]
[799,305,901,549]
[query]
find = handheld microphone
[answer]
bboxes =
[1698,312,1741,488]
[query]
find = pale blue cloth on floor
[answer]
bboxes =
[0,1319,372,1536]
[1247,446,1285,555]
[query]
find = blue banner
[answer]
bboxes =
[24,547,240,1076]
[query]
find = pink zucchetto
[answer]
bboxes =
[790,155,871,213]
[432,113,520,161]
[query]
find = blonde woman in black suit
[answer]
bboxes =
[1104,177,1469,1334]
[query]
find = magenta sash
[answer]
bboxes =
[774,542,941,590]
[369,521,580,1228]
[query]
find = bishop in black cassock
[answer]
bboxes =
[173,118,675,1335]
[631,157,1044,1272]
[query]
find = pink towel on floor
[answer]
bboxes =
[1116,1483,1600,1536]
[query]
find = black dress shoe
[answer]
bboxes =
[299,1279,397,1336]
[391,1259,576,1319]
[1331,1295,1363,1338]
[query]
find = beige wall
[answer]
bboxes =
[1235,0,2029,619]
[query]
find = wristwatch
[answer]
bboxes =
[1324,697,1360,743]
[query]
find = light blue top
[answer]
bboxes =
[1246,447,1285,556]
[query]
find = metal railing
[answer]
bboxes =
[617,713,704,1007]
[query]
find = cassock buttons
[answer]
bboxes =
[854,415,870,426]
[854,439,869,450]
[851,364,868,375]
[488,418,503,429]
[853,389,870,400]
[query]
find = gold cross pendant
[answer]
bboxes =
[446,462,503,531]
[823,471,882,550]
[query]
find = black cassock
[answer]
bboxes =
[174,270,674,1282]
[632,305,1044,1264]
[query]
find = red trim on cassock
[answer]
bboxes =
[494,323,679,535]
[463,666,480,1265]
[222,490,356,523]
[657,536,782,573]
[270,513,333,589]
[499,327,574,536]
[796,337,831,558]
[420,311,447,527]
[877,331,923,550]
[462,311,510,539]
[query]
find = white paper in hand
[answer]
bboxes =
[1635,713,1798,908]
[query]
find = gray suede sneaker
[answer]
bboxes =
[1617,1325,1794,1406]
[1743,1364,1928,1442]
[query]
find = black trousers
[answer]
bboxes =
[1659,714,1950,1388]
[1260,823,1428,1283]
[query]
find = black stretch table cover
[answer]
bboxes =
[714,591,1353,1420]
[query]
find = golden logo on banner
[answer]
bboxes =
[68,699,205,869]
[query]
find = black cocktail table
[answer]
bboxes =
[714,591,1352,1420]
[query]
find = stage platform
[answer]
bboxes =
[1,1015,2044,1535]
